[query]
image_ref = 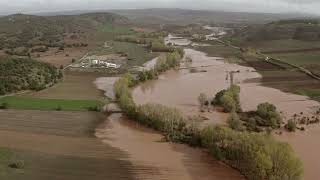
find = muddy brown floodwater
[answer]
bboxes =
[94,76,244,180]
[95,113,244,180]
[132,48,320,180]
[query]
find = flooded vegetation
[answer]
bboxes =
[3,3,320,180]
[103,43,304,180]
[130,36,320,179]
[133,48,320,123]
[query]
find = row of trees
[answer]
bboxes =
[0,58,62,95]
[201,125,303,180]
[137,49,184,82]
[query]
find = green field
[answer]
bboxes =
[244,39,320,52]
[270,51,320,66]
[90,41,157,67]
[195,41,241,58]
[98,24,134,35]
[0,148,13,173]
[296,89,320,101]
[28,71,105,100]
[0,96,102,111]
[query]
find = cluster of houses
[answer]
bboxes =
[78,55,121,69]
[91,59,120,68]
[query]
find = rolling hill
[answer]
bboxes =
[230,19,320,43]
[109,8,313,26]
[0,13,129,50]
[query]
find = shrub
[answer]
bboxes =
[0,102,8,109]
[227,111,242,130]
[88,106,100,112]
[198,93,208,109]
[246,117,259,132]
[286,119,297,132]
[257,102,282,128]
[8,160,25,169]
[214,85,241,112]
[221,92,236,112]
[213,89,226,105]
[55,106,62,111]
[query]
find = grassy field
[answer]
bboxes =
[270,51,320,66]
[89,41,157,68]
[0,109,135,180]
[0,96,102,111]
[296,89,320,101]
[98,24,134,35]
[27,71,104,100]
[240,39,320,52]
[195,41,241,58]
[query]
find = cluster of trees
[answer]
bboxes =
[64,43,89,48]
[243,102,282,131]
[137,50,184,82]
[212,86,282,131]
[286,119,297,132]
[150,40,174,52]
[31,46,49,53]
[201,126,303,180]
[0,58,62,95]
[116,31,168,44]
[5,48,30,56]
[213,85,241,112]
[116,35,153,45]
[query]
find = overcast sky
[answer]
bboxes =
[0,0,319,15]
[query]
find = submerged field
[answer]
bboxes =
[198,39,320,102]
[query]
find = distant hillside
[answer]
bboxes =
[109,8,312,26]
[231,19,320,42]
[0,13,129,49]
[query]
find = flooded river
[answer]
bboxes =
[94,31,320,178]
[131,47,320,180]
[94,75,244,180]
